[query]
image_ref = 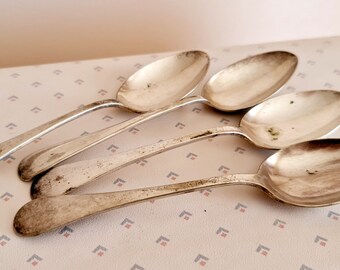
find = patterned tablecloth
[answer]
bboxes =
[0,36,340,270]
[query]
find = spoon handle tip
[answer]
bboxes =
[15,174,257,236]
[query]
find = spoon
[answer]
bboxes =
[18,51,298,181]
[14,139,340,236]
[0,51,210,161]
[30,90,340,198]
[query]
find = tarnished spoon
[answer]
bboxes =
[0,51,210,161]
[18,51,298,181]
[31,90,340,198]
[14,139,340,236]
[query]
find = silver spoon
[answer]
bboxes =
[18,51,298,181]
[14,139,340,236]
[0,51,210,161]
[30,90,340,198]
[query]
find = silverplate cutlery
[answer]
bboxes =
[30,90,340,198]
[18,51,298,181]
[14,139,340,236]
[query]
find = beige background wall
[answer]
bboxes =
[1,0,340,68]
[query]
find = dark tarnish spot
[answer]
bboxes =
[96,161,104,169]
[18,162,34,181]
[190,130,214,140]
[290,100,294,104]
[184,51,196,58]
[297,139,340,152]
[65,187,75,194]
[177,51,197,60]
[47,152,66,163]
[30,169,54,199]
[306,169,318,175]
[30,178,43,199]
[280,139,340,157]
[267,127,280,140]
[56,175,64,183]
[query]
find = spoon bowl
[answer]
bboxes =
[18,51,298,181]
[14,139,340,236]
[202,51,297,111]
[117,51,209,112]
[240,90,340,148]
[0,51,209,160]
[258,139,340,206]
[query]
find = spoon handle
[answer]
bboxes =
[14,174,258,236]
[19,96,206,181]
[0,99,122,161]
[31,125,244,198]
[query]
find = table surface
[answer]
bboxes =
[0,37,340,270]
